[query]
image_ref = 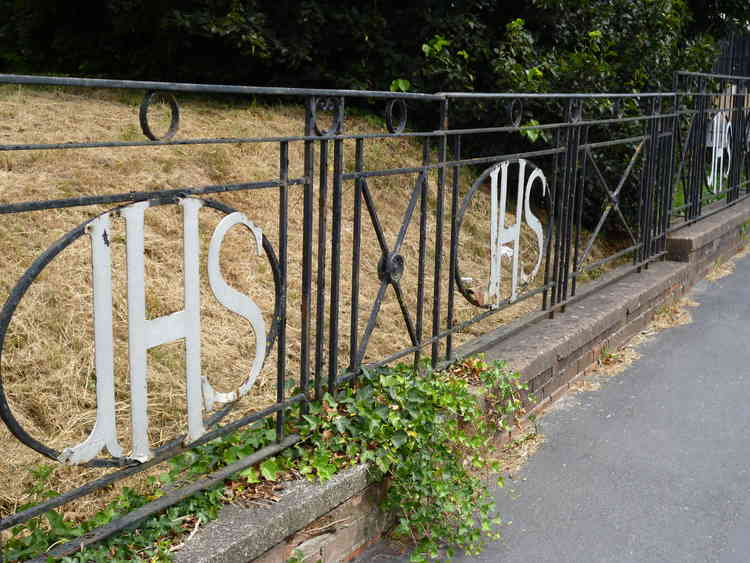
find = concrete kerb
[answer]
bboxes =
[667,197,750,262]
[481,261,689,378]
[174,199,750,563]
[174,465,377,563]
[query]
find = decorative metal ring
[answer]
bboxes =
[139,90,180,141]
[0,196,281,467]
[568,99,583,122]
[508,99,524,127]
[312,97,344,136]
[385,99,408,134]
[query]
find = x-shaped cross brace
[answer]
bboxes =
[578,141,644,268]
[354,174,424,367]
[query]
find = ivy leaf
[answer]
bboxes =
[389,78,411,92]
[333,415,350,434]
[313,454,337,481]
[223,447,241,465]
[374,454,391,473]
[520,119,543,142]
[391,430,408,449]
[302,414,319,430]
[260,458,280,481]
[45,510,81,537]
[239,467,260,484]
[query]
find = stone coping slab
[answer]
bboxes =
[174,465,374,563]
[479,261,689,379]
[667,196,750,262]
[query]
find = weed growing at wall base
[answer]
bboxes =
[3,358,527,562]
[294,359,527,561]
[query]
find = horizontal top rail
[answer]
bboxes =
[0,73,681,102]
[0,73,444,100]
[676,70,750,81]
[438,91,673,99]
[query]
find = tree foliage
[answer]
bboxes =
[0,0,741,93]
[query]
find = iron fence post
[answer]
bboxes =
[431,98,449,367]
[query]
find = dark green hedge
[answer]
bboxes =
[0,0,739,93]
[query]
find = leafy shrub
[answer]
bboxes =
[4,358,528,562]
[293,358,529,560]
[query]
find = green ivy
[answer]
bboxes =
[4,358,529,562]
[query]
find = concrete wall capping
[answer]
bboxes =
[174,465,379,563]
[667,197,750,262]
[176,200,750,563]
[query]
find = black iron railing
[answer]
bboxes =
[0,69,748,559]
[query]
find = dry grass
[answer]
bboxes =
[705,243,750,282]
[0,85,618,525]
[492,431,545,478]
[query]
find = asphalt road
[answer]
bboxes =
[357,254,750,563]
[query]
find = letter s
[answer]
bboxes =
[204,212,267,409]
[523,167,547,283]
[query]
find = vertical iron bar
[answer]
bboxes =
[445,134,461,360]
[544,128,561,312]
[671,71,686,225]
[663,95,679,250]
[654,106,665,256]
[559,125,575,306]
[558,105,581,309]
[690,81,709,220]
[638,101,656,265]
[729,85,745,203]
[314,139,329,400]
[648,102,659,260]
[431,100,448,366]
[655,102,665,254]
[571,125,589,297]
[350,139,363,374]
[551,137,565,306]
[300,99,315,410]
[720,77,731,206]
[276,141,289,441]
[328,138,344,393]
[651,98,664,257]
[685,84,699,222]
[659,96,677,253]
[637,127,647,266]
[415,139,430,368]
[654,103,668,253]
[642,105,653,263]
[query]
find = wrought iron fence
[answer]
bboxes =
[671,70,750,226]
[715,35,750,77]
[0,69,748,559]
